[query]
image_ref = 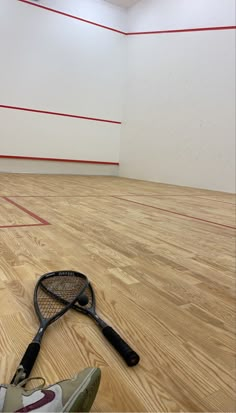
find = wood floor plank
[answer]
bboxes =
[206,389,236,412]
[0,174,235,412]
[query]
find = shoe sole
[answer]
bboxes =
[63,368,101,412]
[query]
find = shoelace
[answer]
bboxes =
[12,367,45,391]
[16,376,46,391]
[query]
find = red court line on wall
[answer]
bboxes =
[0,155,119,166]
[0,196,50,229]
[17,0,236,36]
[0,105,121,125]
[127,26,236,36]
[18,0,125,35]
[113,197,236,230]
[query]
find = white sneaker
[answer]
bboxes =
[0,367,101,412]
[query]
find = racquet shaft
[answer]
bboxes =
[11,342,41,384]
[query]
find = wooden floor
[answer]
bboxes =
[0,174,235,412]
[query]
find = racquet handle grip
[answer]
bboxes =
[11,342,41,384]
[102,326,140,367]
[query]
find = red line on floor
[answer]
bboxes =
[197,197,235,205]
[127,26,236,36]
[2,197,50,226]
[116,194,236,204]
[0,194,203,198]
[0,195,112,198]
[18,0,125,35]
[113,197,236,230]
[0,105,122,125]
[0,223,49,229]
[0,194,233,201]
[0,155,119,165]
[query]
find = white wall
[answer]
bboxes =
[0,0,126,173]
[119,0,236,193]
[128,0,235,32]
[35,0,127,32]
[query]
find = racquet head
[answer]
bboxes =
[40,279,95,316]
[34,270,89,326]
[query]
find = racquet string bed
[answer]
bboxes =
[36,287,65,319]
[40,273,88,318]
